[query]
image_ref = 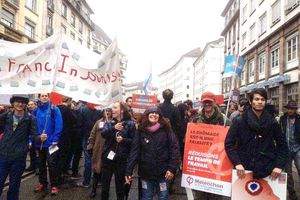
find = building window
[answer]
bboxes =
[272,0,281,23]
[241,69,245,82]
[258,53,266,74]
[61,24,66,34]
[242,32,247,49]
[249,59,255,78]
[249,23,255,43]
[233,24,236,44]
[61,3,67,18]
[26,0,36,12]
[187,85,189,89]
[270,87,279,108]
[24,20,35,39]
[78,38,82,44]
[79,21,83,33]
[259,13,267,35]
[287,83,298,102]
[242,4,247,23]
[271,46,279,69]
[250,0,256,14]
[47,15,53,28]
[71,13,76,27]
[1,9,14,28]
[228,31,231,48]
[70,32,75,40]
[186,94,189,98]
[286,35,298,62]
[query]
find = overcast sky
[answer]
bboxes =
[87,0,227,84]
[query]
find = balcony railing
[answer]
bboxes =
[5,0,19,9]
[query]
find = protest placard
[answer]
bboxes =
[131,94,157,113]
[181,123,232,197]
[231,170,287,200]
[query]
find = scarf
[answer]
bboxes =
[243,108,273,137]
[147,123,161,133]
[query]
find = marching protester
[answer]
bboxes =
[101,102,136,200]
[126,97,133,116]
[0,95,42,200]
[87,108,112,198]
[279,100,300,200]
[125,106,179,200]
[57,96,77,183]
[229,97,248,121]
[177,103,189,161]
[184,99,198,122]
[78,102,102,187]
[68,102,83,179]
[25,100,38,173]
[33,93,63,195]
[225,88,289,181]
[193,91,231,199]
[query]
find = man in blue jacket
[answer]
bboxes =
[0,94,43,200]
[33,93,63,195]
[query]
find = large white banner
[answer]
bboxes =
[0,34,122,105]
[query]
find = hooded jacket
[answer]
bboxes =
[34,101,63,148]
[126,124,179,180]
[225,106,289,179]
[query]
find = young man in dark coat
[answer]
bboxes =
[225,88,288,181]
[279,100,300,200]
[0,94,43,200]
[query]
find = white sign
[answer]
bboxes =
[0,34,122,105]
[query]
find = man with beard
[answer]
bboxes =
[279,100,300,200]
[193,91,231,199]
[225,88,288,186]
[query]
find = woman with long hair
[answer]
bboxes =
[100,102,136,200]
[125,106,179,200]
[87,108,112,198]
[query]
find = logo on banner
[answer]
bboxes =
[245,180,263,196]
[186,176,194,186]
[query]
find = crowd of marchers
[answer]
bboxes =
[0,87,299,200]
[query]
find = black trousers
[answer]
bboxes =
[38,148,59,187]
[66,136,82,176]
[101,160,126,200]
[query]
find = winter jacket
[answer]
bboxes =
[279,113,300,144]
[87,119,106,173]
[159,100,181,137]
[125,125,179,180]
[79,104,103,140]
[101,119,136,162]
[193,106,231,126]
[0,112,40,161]
[225,108,289,179]
[34,101,63,148]
[57,104,77,148]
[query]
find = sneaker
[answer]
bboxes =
[34,183,46,193]
[70,174,81,180]
[51,187,59,195]
[76,182,89,188]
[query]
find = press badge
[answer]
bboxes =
[159,182,167,191]
[99,122,104,129]
[107,151,116,160]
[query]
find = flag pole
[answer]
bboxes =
[224,55,239,126]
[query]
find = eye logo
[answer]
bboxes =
[186,176,194,186]
[245,180,263,196]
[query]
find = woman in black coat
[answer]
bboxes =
[125,106,179,200]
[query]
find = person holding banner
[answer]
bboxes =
[100,102,136,200]
[225,88,289,180]
[33,93,63,195]
[193,91,231,199]
[125,106,179,200]
[0,94,43,200]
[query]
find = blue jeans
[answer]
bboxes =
[0,159,26,200]
[82,138,91,185]
[141,177,169,200]
[286,150,300,197]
